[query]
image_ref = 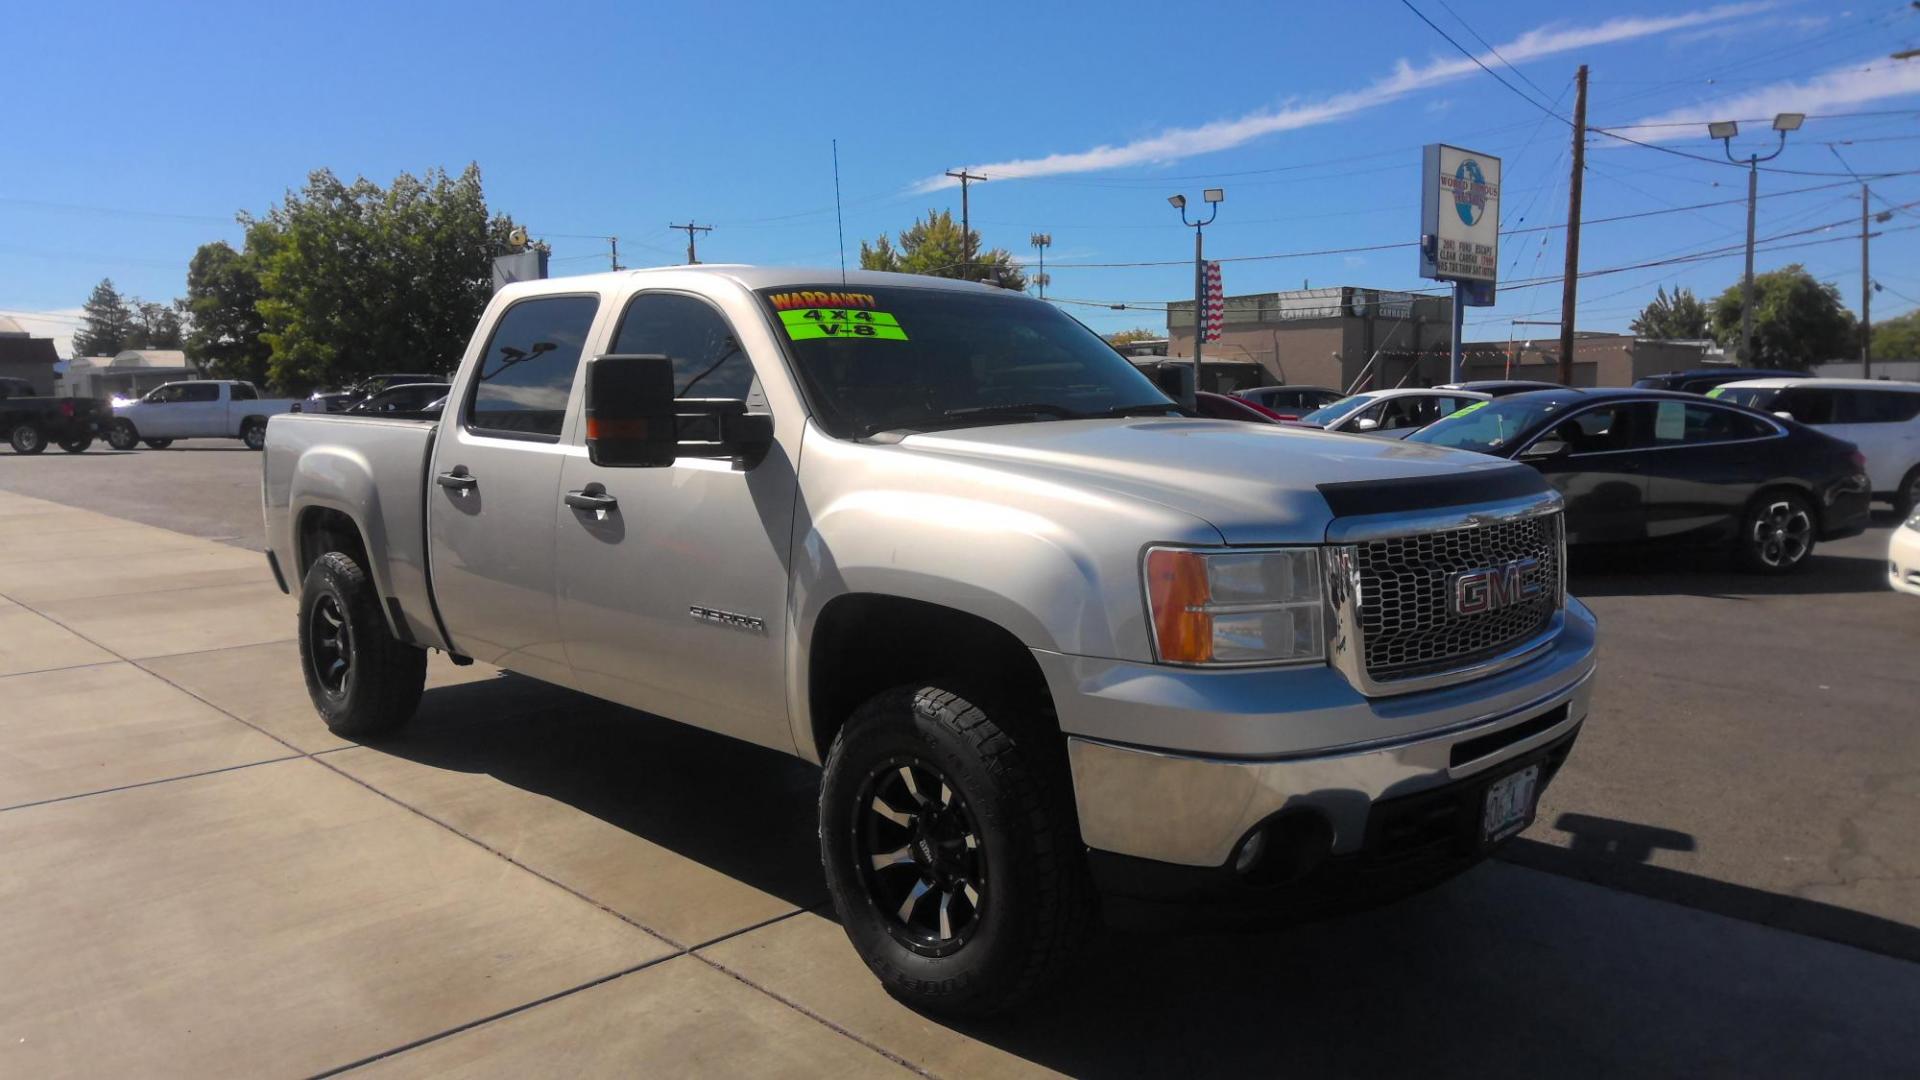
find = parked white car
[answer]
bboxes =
[1891,511,1920,597]
[1294,387,1492,438]
[107,380,305,451]
[1711,378,1920,514]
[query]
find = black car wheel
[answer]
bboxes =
[105,420,139,451]
[58,435,93,453]
[1896,466,1920,519]
[819,683,1095,1017]
[143,438,173,450]
[1737,490,1815,573]
[242,419,267,451]
[9,422,45,455]
[297,551,426,737]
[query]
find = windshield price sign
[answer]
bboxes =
[779,308,908,341]
[1420,143,1500,304]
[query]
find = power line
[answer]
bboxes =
[1396,0,1566,119]
[1431,0,1557,103]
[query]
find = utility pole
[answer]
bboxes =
[669,222,712,265]
[1862,185,1872,379]
[946,169,986,278]
[1029,233,1052,299]
[609,236,622,272]
[1558,64,1587,386]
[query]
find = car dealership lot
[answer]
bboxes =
[2,444,1917,1075]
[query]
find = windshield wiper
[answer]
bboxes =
[941,403,1085,421]
[1083,402,1194,419]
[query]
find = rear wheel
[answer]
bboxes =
[105,421,139,451]
[1896,466,1920,519]
[9,422,45,455]
[143,438,173,449]
[58,435,93,453]
[242,419,266,451]
[298,551,426,737]
[1736,490,1815,574]
[819,683,1094,1017]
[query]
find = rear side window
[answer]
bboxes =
[1651,402,1775,444]
[468,295,600,439]
[1772,388,1836,425]
[1836,389,1920,423]
[230,383,257,401]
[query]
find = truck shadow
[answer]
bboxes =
[363,678,1920,1075]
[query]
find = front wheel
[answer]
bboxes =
[1736,490,1816,574]
[143,438,173,450]
[105,420,139,451]
[298,551,426,737]
[10,422,46,454]
[819,683,1095,1017]
[58,435,93,453]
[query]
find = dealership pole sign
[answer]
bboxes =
[1420,143,1499,307]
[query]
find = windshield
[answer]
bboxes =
[755,285,1175,437]
[1299,394,1375,425]
[1406,395,1576,454]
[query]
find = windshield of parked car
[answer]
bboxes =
[756,285,1176,437]
[1406,394,1577,454]
[1298,394,1376,425]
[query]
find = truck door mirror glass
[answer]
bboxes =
[585,354,680,468]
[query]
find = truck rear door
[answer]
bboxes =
[426,292,603,684]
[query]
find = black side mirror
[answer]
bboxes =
[585,354,774,469]
[1520,437,1571,461]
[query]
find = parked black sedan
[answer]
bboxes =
[1406,388,1870,573]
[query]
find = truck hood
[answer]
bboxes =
[899,418,1536,544]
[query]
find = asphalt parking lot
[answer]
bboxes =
[3,440,1917,1076]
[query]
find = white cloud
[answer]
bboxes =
[1617,59,1920,142]
[1,308,82,358]
[912,3,1770,190]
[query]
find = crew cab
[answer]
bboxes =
[0,377,106,454]
[263,267,1599,1015]
[108,379,304,450]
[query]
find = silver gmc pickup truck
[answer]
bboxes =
[262,266,1597,1015]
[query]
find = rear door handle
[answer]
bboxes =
[565,486,618,512]
[436,470,477,491]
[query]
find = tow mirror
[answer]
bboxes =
[1520,437,1570,461]
[585,353,774,469]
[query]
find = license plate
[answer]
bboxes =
[1481,764,1540,843]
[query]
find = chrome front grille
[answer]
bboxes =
[1353,513,1562,681]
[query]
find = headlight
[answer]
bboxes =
[1906,510,1920,532]
[1144,546,1325,665]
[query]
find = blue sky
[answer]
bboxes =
[5,0,1919,356]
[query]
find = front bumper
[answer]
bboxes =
[1045,597,1597,871]
[1890,524,1920,597]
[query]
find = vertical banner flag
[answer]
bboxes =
[1204,261,1223,343]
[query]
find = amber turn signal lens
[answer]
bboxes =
[1145,548,1213,663]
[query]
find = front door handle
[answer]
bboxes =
[436,469,477,491]
[565,485,618,512]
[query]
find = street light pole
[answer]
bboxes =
[1712,113,1802,362]
[1169,190,1223,406]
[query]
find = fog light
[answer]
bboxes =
[1234,829,1269,874]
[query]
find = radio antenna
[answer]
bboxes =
[833,139,847,285]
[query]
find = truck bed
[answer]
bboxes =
[261,411,448,650]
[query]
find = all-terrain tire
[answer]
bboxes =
[297,551,426,737]
[819,682,1096,1017]
[10,422,45,454]
[242,419,266,451]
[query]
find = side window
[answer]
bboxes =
[149,385,180,404]
[230,383,257,401]
[468,295,601,439]
[611,292,755,404]
[179,383,220,403]
[1773,388,1835,425]
[1653,402,1773,445]
[1552,404,1647,454]
[1838,390,1920,423]
[1352,401,1390,428]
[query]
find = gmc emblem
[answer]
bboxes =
[1448,558,1543,616]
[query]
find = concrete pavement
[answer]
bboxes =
[2,487,1917,1076]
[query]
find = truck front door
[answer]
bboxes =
[427,293,602,684]
[552,289,799,752]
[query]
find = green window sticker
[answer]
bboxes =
[1449,399,1490,418]
[1705,387,1726,398]
[779,307,907,341]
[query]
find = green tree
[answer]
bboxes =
[73,279,134,357]
[1629,286,1710,339]
[251,164,523,389]
[184,240,272,383]
[1709,264,1855,369]
[1104,328,1160,347]
[125,299,187,350]
[859,209,1028,290]
[1871,309,1920,361]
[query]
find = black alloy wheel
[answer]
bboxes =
[856,757,987,955]
[307,592,355,699]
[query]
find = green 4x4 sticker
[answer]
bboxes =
[1449,399,1490,418]
[779,308,907,341]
